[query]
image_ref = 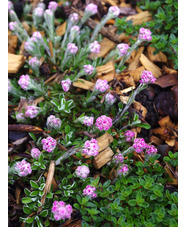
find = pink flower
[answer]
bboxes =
[47,115,61,130]
[67,43,78,54]
[71,25,80,33]
[83,138,99,156]
[48,1,58,11]
[28,57,40,70]
[31,148,41,159]
[51,201,72,221]
[42,137,57,153]
[14,160,32,177]
[138,27,152,41]
[95,79,110,92]
[83,185,97,199]
[139,70,156,84]
[133,138,147,153]
[32,31,42,40]
[61,78,71,92]
[83,116,94,126]
[125,130,135,142]
[95,115,112,131]
[108,6,120,17]
[105,93,116,105]
[69,13,79,23]
[18,74,31,90]
[16,113,26,123]
[89,41,100,53]
[9,21,17,31]
[34,7,44,17]
[25,106,39,119]
[83,65,94,75]
[113,152,124,164]
[117,43,130,56]
[117,164,129,176]
[44,9,53,17]
[8,1,13,11]
[75,165,90,179]
[145,144,157,155]
[85,3,98,15]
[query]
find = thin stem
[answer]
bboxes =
[118,39,142,70]
[113,83,144,125]
[90,14,111,42]
[121,146,134,156]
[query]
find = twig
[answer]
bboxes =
[8,124,43,132]
[38,160,55,213]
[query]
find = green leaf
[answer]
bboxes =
[76,195,82,204]
[128,199,137,206]
[134,123,151,129]
[24,188,31,196]
[22,197,33,204]
[46,192,53,198]
[25,217,35,223]
[30,191,39,196]
[23,206,32,214]
[39,210,48,217]
[103,180,111,188]
[73,203,80,209]
[30,180,39,189]
[29,132,36,141]
[45,219,50,227]
[39,154,44,163]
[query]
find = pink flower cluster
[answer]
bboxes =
[47,115,61,130]
[48,1,58,11]
[71,25,80,33]
[95,79,110,92]
[89,41,100,53]
[83,138,99,156]
[9,21,17,31]
[125,130,135,142]
[67,43,78,54]
[42,137,57,153]
[52,201,73,221]
[15,160,32,177]
[25,106,39,119]
[16,113,26,123]
[44,9,53,17]
[133,138,147,153]
[31,148,41,159]
[75,165,90,179]
[113,152,124,164]
[146,144,157,155]
[117,164,129,176]
[32,31,42,40]
[69,13,79,23]
[105,93,116,105]
[95,115,112,131]
[34,7,44,17]
[108,6,120,17]
[83,65,94,75]
[85,3,98,15]
[138,27,152,41]
[18,74,31,90]
[8,1,13,11]
[83,185,97,199]
[61,78,71,92]
[83,116,94,126]
[139,70,156,84]
[117,43,130,56]
[28,57,40,69]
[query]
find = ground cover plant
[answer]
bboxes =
[8,0,178,226]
